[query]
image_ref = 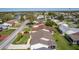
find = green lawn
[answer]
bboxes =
[12,34,30,44]
[0,29,15,44]
[0,29,15,35]
[53,26,79,50]
[23,28,31,32]
[12,28,30,44]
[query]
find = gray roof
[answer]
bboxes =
[68,32,79,41]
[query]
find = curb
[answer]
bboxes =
[27,35,31,44]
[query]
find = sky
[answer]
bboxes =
[0,8,79,12]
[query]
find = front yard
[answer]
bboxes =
[0,29,15,35]
[0,29,15,43]
[12,34,30,44]
[12,28,30,44]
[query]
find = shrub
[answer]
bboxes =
[13,33,23,44]
[45,19,53,27]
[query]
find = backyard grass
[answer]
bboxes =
[0,29,15,35]
[12,34,30,44]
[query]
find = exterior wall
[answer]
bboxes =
[65,34,73,43]
[65,34,79,44]
[72,41,77,44]
[77,41,79,44]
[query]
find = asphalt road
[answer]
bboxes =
[0,20,30,49]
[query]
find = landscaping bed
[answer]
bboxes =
[12,33,30,44]
[12,28,30,44]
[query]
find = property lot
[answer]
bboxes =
[53,28,73,50]
[53,26,79,50]
[0,29,15,42]
[0,29,15,35]
[30,23,56,50]
[12,28,30,44]
[12,34,30,44]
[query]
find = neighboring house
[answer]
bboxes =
[65,28,79,44]
[64,16,69,19]
[0,20,18,30]
[59,23,69,34]
[54,16,58,19]
[72,18,79,22]
[0,24,8,30]
[14,15,21,20]
[6,20,19,26]
[37,15,44,20]
[0,35,7,41]
[2,23,12,27]
[68,15,73,19]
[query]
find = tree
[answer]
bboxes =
[2,13,14,22]
[75,14,79,18]
[20,15,25,21]
[48,12,56,17]
[57,14,64,21]
[45,19,54,27]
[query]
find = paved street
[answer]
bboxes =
[30,23,56,50]
[0,20,30,49]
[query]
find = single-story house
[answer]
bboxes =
[72,18,79,22]
[2,23,12,27]
[0,24,8,30]
[64,16,69,19]
[59,23,69,34]
[54,16,58,19]
[14,15,21,20]
[5,20,19,26]
[37,15,44,20]
[65,28,79,44]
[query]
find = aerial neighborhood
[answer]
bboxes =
[0,9,79,50]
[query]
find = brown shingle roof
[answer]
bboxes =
[7,20,16,24]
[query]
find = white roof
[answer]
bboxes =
[2,23,12,26]
[59,23,69,33]
[37,15,44,19]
